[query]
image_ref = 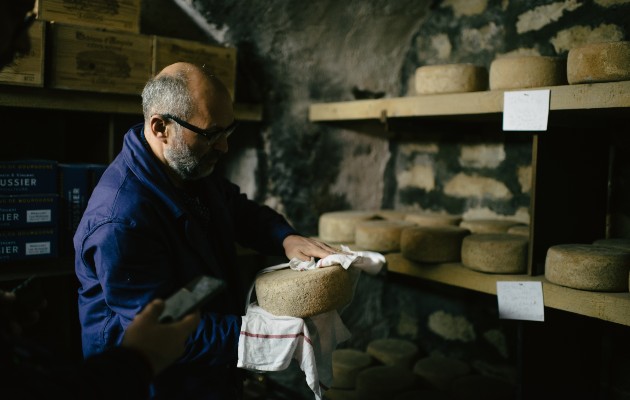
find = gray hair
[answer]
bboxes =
[141,69,194,121]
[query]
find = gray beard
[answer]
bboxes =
[164,135,212,180]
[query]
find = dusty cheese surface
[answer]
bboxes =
[255,265,360,317]
[331,349,373,389]
[461,233,529,274]
[545,244,630,292]
[404,211,462,227]
[354,219,415,252]
[366,338,419,368]
[319,210,377,242]
[489,55,566,90]
[415,63,488,94]
[401,226,471,263]
[568,41,630,84]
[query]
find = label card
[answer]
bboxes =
[496,281,544,321]
[502,90,550,131]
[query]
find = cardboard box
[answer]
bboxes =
[37,0,141,33]
[0,194,59,229]
[0,227,58,262]
[49,23,153,95]
[0,160,58,195]
[153,36,237,99]
[0,20,45,87]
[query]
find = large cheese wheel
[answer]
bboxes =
[461,233,528,274]
[331,349,373,389]
[545,244,630,292]
[592,238,630,253]
[354,220,415,252]
[255,265,360,317]
[319,211,377,242]
[366,338,419,369]
[404,211,463,227]
[459,219,520,234]
[412,356,471,390]
[355,366,419,400]
[415,64,488,95]
[449,374,515,400]
[567,41,630,84]
[401,226,471,263]
[489,55,567,90]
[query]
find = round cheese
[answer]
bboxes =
[489,55,567,90]
[404,211,463,227]
[355,366,418,400]
[401,226,471,263]
[354,220,415,253]
[255,265,360,317]
[567,41,630,84]
[415,63,488,95]
[545,244,630,292]
[331,349,373,389]
[461,233,528,274]
[459,219,521,234]
[506,224,530,237]
[592,238,630,253]
[412,356,471,390]
[449,374,515,400]
[366,338,419,369]
[319,211,377,243]
[374,209,408,221]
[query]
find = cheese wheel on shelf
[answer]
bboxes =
[592,238,630,253]
[319,211,377,243]
[374,209,408,221]
[506,224,529,237]
[331,349,373,389]
[567,41,630,84]
[355,366,419,400]
[415,63,488,95]
[404,211,463,227]
[355,220,415,252]
[461,233,528,274]
[412,356,471,390]
[401,226,471,263]
[366,338,419,369]
[545,244,630,292]
[459,219,521,234]
[489,55,567,90]
[255,265,360,317]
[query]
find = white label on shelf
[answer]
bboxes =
[502,90,550,131]
[25,241,51,255]
[496,281,544,321]
[26,209,51,223]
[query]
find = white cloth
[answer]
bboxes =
[289,245,386,275]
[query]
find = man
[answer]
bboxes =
[74,62,339,399]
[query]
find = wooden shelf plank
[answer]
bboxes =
[385,252,630,327]
[309,81,630,121]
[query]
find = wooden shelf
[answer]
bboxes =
[386,253,630,327]
[309,81,630,121]
[0,85,263,121]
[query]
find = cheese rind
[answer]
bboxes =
[255,265,360,317]
[355,220,415,252]
[319,211,377,242]
[404,212,462,227]
[545,244,630,292]
[401,226,471,263]
[331,349,373,389]
[459,219,521,234]
[415,63,488,95]
[366,338,419,369]
[567,41,630,84]
[507,224,530,237]
[461,233,528,274]
[489,56,567,90]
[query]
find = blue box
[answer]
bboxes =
[0,227,59,262]
[0,160,58,195]
[0,194,59,229]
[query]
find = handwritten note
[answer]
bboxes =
[502,90,550,131]
[496,281,544,321]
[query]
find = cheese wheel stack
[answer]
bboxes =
[415,63,488,95]
[489,55,567,90]
[255,265,360,317]
[404,211,463,228]
[545,244,630,292]
[331,349,373,389]
[366,338,419,369]
[319,211,377,243]
[459,219,521,234]
[412,356,471,390]
[355,220,415,252]
[461,233,528,274]
[567,41,630,84]
[355,366,419,400]
[401,226,471,263]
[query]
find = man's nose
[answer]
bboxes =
[211,135,229,153]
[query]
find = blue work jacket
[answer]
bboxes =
[74,123,297,398]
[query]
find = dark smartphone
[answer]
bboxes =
[11,276,44,313]
[158,275,225,323]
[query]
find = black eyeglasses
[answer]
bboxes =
[160,114,237,143]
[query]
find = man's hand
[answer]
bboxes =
[282,235,343,261]
[122,299,201,376]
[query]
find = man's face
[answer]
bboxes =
[0,0,36,69]
[163,125,223,181]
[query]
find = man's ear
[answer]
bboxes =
[149,115,168,139]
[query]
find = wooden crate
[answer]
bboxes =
[0,20,45,87]
[37,0,141,33]
[153,36,237,99]
[48,23,153,95]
